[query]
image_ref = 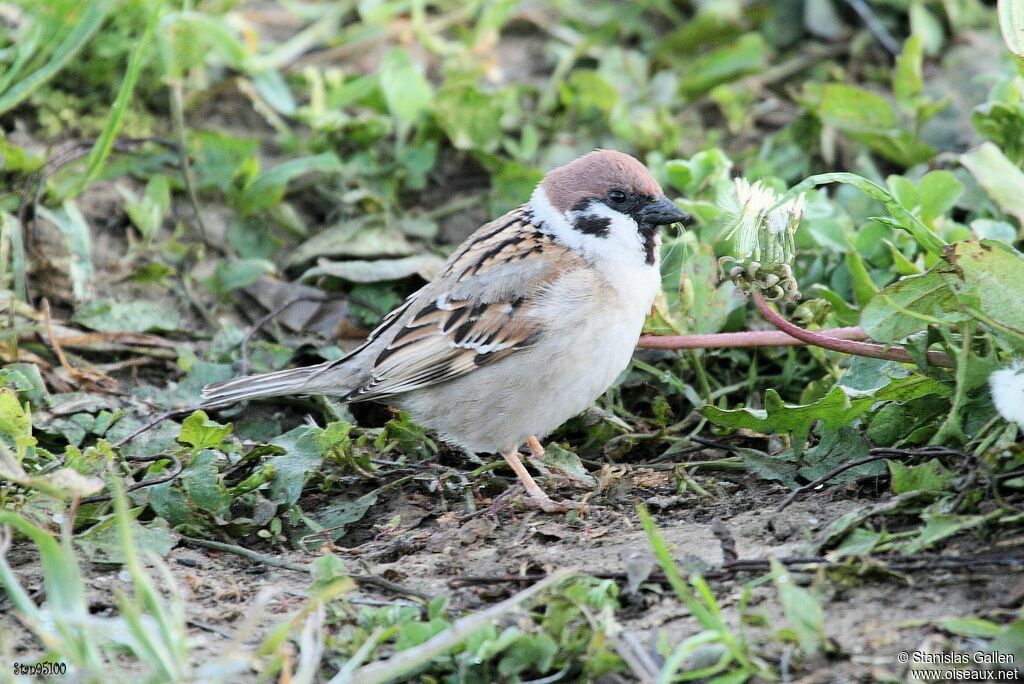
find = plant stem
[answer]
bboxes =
[168,79,208,243]
[637,326,868,350]
[932,320,975,445]
[750,291,953,367]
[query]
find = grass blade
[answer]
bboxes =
[0,0,114,115]
[75,3,162,193]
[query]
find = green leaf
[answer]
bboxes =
[703,376,945,454]
[776,173,947,257]
[940,239,1024,336]
[433,84,504,152]
[799,427,878,483]
[36,200,94,302]
[888,458,955,494]
[818,83,899,134]
[665,149,733,196]
[77,515,176,564]
[178,410,232,451]
[233,153,343,216]
[814,84,935,164]
[75,3,161,193]
[998,0,1024,65]
[860,272,959,343]
[205,258,275,295]
[308,492,378,541]
[74,299,181,333]
[0,0,113,115]
[540,444,596,487]
[917,171,963,224]
[678,33,766,97]
[844,249,878,307]
[939,617,1002,638]
[268,425,323,506]
[893,35,923,109]
[771,558,825,655]
[379,48,432,135]
[960,142,1024,226]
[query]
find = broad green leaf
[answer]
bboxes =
[0,444,104,499]
[268,425,323,505]
[678,33,766,97]
[917,171,963,224]
[799,427,878,482]
[909,1,944,55]
[819,84,899,134]
[703,375,946,454]
[433,84,503,152]
[940,239,1024,336]
[902,511,993,553]
[860,272,959,343]
[178,410,232,451]
[307,492,378,541]
[379,48,432,134]
[740,447,799,487]
[77,515,176,564]
[74,299,181,333]
[960,142,1024,225]
[888,458,954,493]
[665,149,733,196]
[0,387,31,441]
[999,0,1024,65]
[205,258,276,294]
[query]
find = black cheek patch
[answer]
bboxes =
[574,215,611,237]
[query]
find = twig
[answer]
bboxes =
[751,291,953,367]
[774,445,967,511]
[168,80,209,243]
[349,568,577,684]
[180,536,430,601]
[636,326,867,350]
[80,453,183,504]
[844,0,901,55]
[112,407,192,448]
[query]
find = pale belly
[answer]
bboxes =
[395,271,656,454]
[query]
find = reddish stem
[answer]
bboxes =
[638,326,867,350]
[750,291,953,368]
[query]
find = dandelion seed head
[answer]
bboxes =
[990,360,1024,429]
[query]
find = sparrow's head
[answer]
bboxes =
[531,150,688,265]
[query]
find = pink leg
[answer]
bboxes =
[501,448,574,513]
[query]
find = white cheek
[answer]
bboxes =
[528,187,659,302]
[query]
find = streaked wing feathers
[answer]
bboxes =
[340,208,579,401]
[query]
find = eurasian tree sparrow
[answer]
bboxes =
[203,150,689,511]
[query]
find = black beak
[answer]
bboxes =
[641,195,689,226]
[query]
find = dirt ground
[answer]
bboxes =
[3,464,1014,682]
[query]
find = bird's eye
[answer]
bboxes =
[608,189,628,205]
